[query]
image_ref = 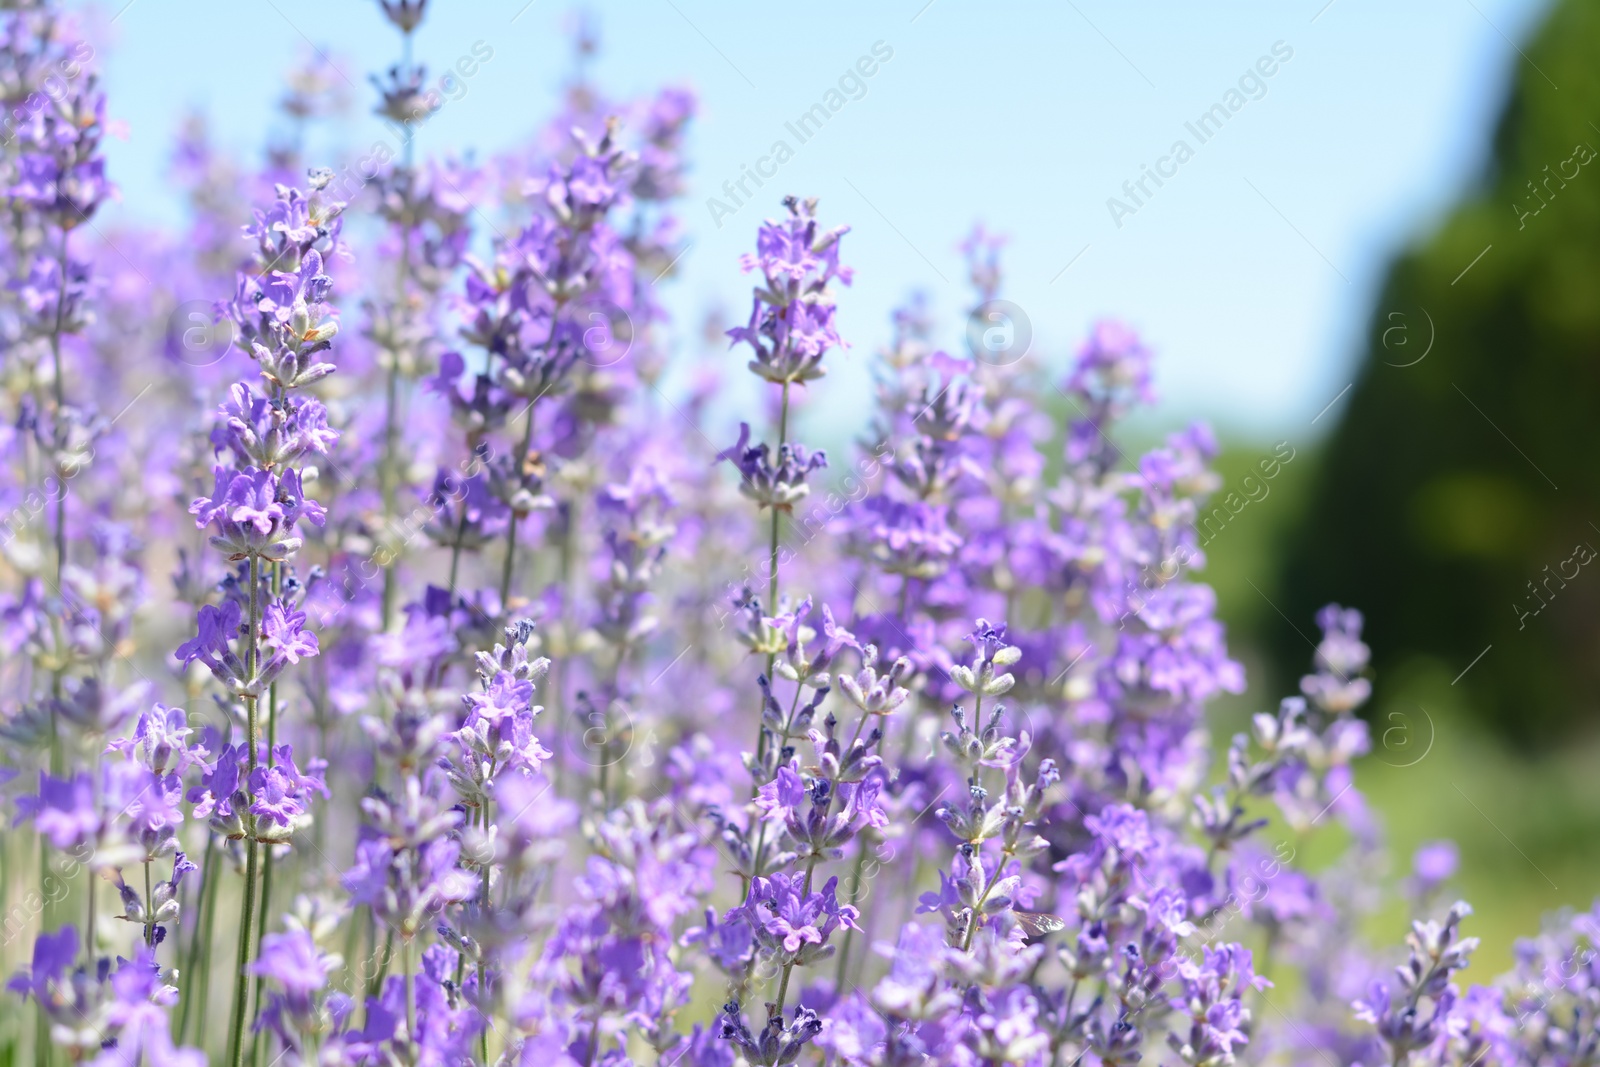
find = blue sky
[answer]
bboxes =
[81,0,1551,440]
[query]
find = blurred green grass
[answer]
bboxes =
[1204,442,1600,977]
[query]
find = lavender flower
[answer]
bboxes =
[1354,901,1479,1063]
[1300,602,1373,715]
[717,421,828,512]
[728,196,851,385]
[0,13,1584,1067]
[741,872,860,964]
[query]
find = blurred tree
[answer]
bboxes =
[1277,0,1600,746]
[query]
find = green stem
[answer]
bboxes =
[747,821,767,890]
[476,959,489,1063]
[369,926,394,999]
[78,725,104,973]
[195,845,222,1045]
[314,712,329,859]
[83,858,95,968]
[226,838,260,1067]
[833,845,870,989]
[478,796,491,1063]
[49,224,68,589]
[499,407,537,608]
[378,355,401,629]
[500,511,520,607]
[447,506,469,592]
[549,507,580,798]
[227,552,264,1067]
[142,860,152,948]
[960,844,1013,954]
[379,106,415,630]
[178,833,219,1044]
[250,563,284,1039]
[750,683,805,885]
[251,849,274,1037]
[246,554,262,767]
[772,863,818,1013]
[35,836,50,1067]
[775,963,793,1020]
[403,936,416,1040]
[753,381,792,774]
[35,1006,49,1066]
[773,729,842,1005]
[769,381,790,612]
[343,905,365,1002]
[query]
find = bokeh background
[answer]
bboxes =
[78,0,1597,976]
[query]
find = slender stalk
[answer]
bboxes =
[833,844,870,988]
[250,853,274,1062]
[227,552,264,1067]
[447,506,469,592]
[547,654,567,796]
[250,562,284,1041]
[246,554,262,766]
[83,855,95,969]
[401,31,416,169]
[753,380,792,772]
[379,29,418,631]
[549,502,581,797]
[774,744,841,1005]
[380,355,400,628]
[771,879,810,1015]
[770,699,853,1007]
[142,860,153,948]
[1047,978,1083,1067]
[25,211,71,1067]
[194,837,222,1048]
[43,227,70,802]
[769,381,790,613]
[313,710,330,859]
[49,224,68,589]
[499,407,536,606]
[750,681,804,884]
[775,963,794,1020]
[477,795,491,1065]
[178,832,219,1044]
[478,969,490,1063]
[369,926,395,999]
[1253,927,1278,1014]
[343,904,365,1002]
[953,711,1013,956]
[832,710,883,985]
[34,834,50,1067]
[961,842,1014,954]
[74,729,100,976]
[402,936,416,1040]
[0,837,7,979]
[747,820,767,893]
[227,838,260,1067]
